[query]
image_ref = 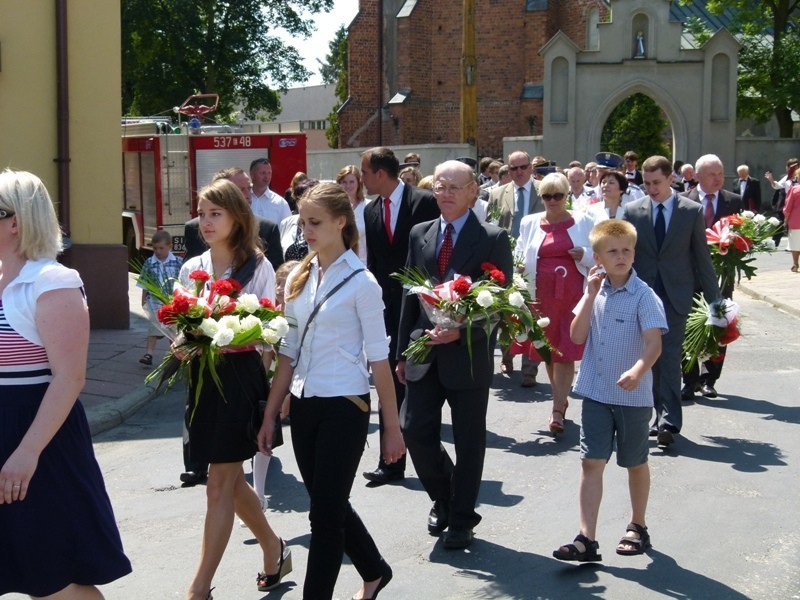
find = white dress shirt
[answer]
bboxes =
[251,188,291,224]
[281,250,389,398]
[179,251,276,301]
[381,180,405,235]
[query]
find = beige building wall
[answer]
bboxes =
[0,1,127,328]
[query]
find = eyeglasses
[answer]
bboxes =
[541,193,565,201]
[0,209,15,220]
[508,164,531,172]
[433,182,472,195]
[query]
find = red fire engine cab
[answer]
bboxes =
[122,94,306,260]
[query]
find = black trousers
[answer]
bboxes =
[376,314,407,474]
[402,366,489,530]
[291,394,386,599]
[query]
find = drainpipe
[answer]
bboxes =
[55,0,71,237]
[377,0,383,144]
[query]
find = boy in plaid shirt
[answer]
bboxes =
[137,230,182,365]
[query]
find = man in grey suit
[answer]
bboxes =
[486,150,544,385]
[622,156,720,449]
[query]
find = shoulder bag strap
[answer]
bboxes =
[292,268,365,367]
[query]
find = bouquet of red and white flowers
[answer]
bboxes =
[392,262,557,366]
[706,211,782,290]
[137,269,290,408]
[682,296,740,371]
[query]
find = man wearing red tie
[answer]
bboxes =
[361,147,439,485]
[681,154,742,399]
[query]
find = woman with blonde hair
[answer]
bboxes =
[515,172,595,435]
[0,169,131,598]
[179,179,289,599]
[259,182,405,599]
[336,165,368,263]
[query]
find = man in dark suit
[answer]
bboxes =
[680,155,742,400]
[624,150,644,186]
[670,163,699,194]
[397,160,513,549]
[183,167,284,271]
[734,164,762,213]
[622,156,720,449]
[361,146,440,485]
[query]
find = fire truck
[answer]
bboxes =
[122,94,307,260]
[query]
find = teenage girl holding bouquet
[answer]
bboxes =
[258,182,405,600]
[179,178,289,600]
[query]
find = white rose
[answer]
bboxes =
[742,210,755,219]
[476,290,494,308]
[515,332,529,343]
[763,238,776,250]
[513,273,527,290]
[240,315,261,332]
[198,318,219,338]
[212,326,235,347]
[238,293,261,313]
[508,291,525,308]
[537,317,550,328]
[768,216,780,226]
[269,316,290,337]
[218,314,242,333]
[261,328,280,345]
[753,213,766,223]
[533,339,546,349]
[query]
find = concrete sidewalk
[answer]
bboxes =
[83,246,799,436]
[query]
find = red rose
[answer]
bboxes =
[719,318,740,346]
[481,262,498,272]
[189,270,211,283]
[260,298,275,309]
[453,278,471,296]
[489,269,506,285]
[171,295,192,314]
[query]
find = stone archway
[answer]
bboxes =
[586,79,688,161]
[539,0,739,168]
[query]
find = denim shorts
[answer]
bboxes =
[580,398,652,468]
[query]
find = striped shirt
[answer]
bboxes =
[573,270,667,407]
[0,300,51,385]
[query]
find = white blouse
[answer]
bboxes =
[179,251,276,301]
[281,249,389,398]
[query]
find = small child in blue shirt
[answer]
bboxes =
[553,219,667,563]
[137,230,182,365]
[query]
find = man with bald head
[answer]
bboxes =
[397,160,513,549]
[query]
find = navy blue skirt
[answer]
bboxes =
[0,384,132,596]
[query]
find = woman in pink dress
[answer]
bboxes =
[516,173,596,435]
[783,180,800,272]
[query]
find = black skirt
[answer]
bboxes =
[187,350,272,464]
[0,384,132,596]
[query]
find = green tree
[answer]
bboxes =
[122,0,333,120]
[601,94,671,160]
[680,0,800,137]
[318,25,348,148]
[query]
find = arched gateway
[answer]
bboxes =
[539,0,739,167]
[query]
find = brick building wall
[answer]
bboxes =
[341,0,609,158]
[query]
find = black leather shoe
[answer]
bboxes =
[681,383,698,401]
[649,426,658,437]
[179,471,208,486]
[443,527,474,549]
[701,384,718,398]
[657,428,675,448]
[362,467,404,485]
[427,501,450,535]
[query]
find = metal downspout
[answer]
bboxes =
[55,0,70,237]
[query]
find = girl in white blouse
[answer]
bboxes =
[259,182,405,600]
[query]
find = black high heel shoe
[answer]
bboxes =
[206,587,214,600]
[352,564,393,600]
[257,538,292,592]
